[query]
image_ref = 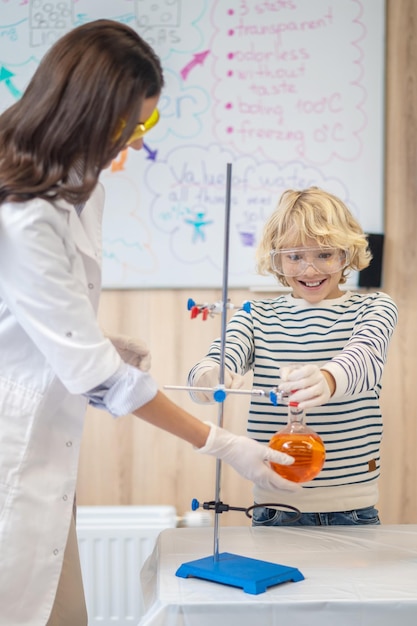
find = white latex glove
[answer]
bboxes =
[279,364,332,409]
[196,423,301,492]
[190,359,245,403]
[107,333,151,372]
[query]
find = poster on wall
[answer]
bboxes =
[0,0,385,288]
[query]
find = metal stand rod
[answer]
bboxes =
[213,162,233,561]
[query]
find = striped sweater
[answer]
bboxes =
[188,290,398,512]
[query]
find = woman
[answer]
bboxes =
[0,20,297,626]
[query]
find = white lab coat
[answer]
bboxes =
[0,184,122,625]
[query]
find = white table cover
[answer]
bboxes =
[139,525,417,626]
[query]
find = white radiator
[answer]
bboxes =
[76,505,177,625]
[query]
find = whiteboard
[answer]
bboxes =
[0,0,385,289]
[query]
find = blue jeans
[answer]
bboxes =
[251,505,380,526]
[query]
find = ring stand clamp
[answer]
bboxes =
[165,163,305,594]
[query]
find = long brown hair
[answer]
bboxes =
[0,19,164,206]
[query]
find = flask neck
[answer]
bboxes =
[288,402,305,424]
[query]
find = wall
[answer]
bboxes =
[76,0,417,525]
[376,0,417,523]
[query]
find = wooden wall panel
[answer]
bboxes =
[77,0,417,525]
[77,289,256,526]
[378,0,417,523]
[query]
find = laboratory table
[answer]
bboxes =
[139,524,417,626]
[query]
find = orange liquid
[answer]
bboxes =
[269,432,325,482]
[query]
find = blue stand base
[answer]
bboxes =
[175,552,304,594]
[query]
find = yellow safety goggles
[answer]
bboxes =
[117,108,160,144]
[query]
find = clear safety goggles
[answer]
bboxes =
[270,247,349,277]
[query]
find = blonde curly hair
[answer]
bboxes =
[256,187,372,286]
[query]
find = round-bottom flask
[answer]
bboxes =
[268,402,326,483]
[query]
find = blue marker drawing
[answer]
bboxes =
[0,66,22,99]
[184,208,213,243]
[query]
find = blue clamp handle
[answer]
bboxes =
[242,301,251,313]
[187,298,196,310]
[213,388,227,403]
[269,390,278,406]
[191,498,200,511]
